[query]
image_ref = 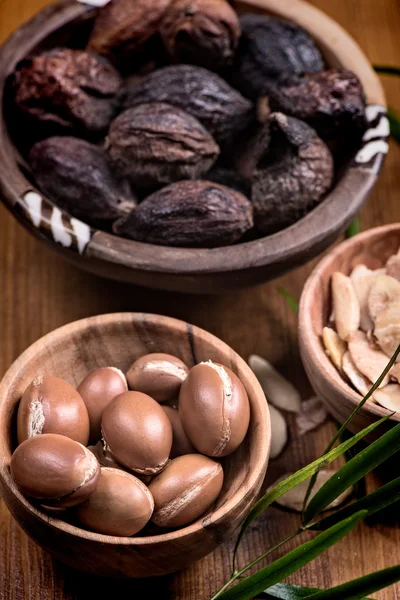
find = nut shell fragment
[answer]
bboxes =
[368,274,400,322]
[386,254,400,282]
[374,384,400,412]
[322,327,347,372]
[296,397,328,437]
[374,298,400,360]
[248,354,301,413]
[342,351,371,397]
[350,265,384,332]
[332,272,360,342]
[269,404,288,459]
[348,331,390,388]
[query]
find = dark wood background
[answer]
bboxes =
[1,0,400,598]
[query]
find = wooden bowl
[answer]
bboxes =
[299,224,400,435]
[0,313,270,578]
[0,0,388,293]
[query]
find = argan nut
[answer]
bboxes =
[10,434,100,508]
[162,406,195,458]
[148,454,223,528]
[126,353,189,403]
[77,367,128,443]
[17,375,90,446]
[88,441,152,484]
[179,360,250,457]
[75,467,154,536]
[101,392,173,475]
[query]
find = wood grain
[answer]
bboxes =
[0,0,400,598]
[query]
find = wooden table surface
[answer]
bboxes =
[1,0,400,598]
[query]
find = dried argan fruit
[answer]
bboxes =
[322,327,347,372]
[87,0,171,63]
[160,0,240,69]
[207,167,252,198]
[332,273,360,342]
[13,48,122,135]
[348,331,390,387]
[251,113,334,235]
[113,180,254,247]
[125,64,254,145]
[107,103,219,191]
[342,351,370,397]
[368,274,400,322]
[233,14,324,99]
[374,298,400,361]
[266,69,366,138]
[29,137,137,222]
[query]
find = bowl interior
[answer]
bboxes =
[0,313,269,544]
[302,224,400,422]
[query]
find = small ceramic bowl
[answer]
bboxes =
[299,224,400,435]
[0,313,270,578]
[0,0,388,293]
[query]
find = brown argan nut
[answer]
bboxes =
[107,103,220,191]
[179,360,250,457]
[162,406,195,458]
[126,353,189,403]
[101,392,173,476]
[17,375,90,446]
[13,48,122,134]
[10,434,100,508]
[87,0,171,64]
[77,367,128,443]
[113,180,254,248]
[160,0,240,70]
[88,442,152,484]
[148,454,223,528]
[75,467,154,536]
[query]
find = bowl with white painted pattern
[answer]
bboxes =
[0,0,388,294]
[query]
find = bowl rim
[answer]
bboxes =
[299,223,400,423]
[0,0,388,279]
[0,312,271,545]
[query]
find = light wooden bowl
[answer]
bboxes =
[0,0,388,293]
[299,224,400,435]
[0,313,270,578]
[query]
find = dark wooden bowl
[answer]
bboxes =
[0,0,388,293]
[0,313,270,578]
[299,224,400,436]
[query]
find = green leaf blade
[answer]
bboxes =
[302,565,400,599]
[310,474,400,531]
[304,422,400,523]
[346,217,360,238]
[217,511,367,600]
[277,287,299,315]
[233,415,390,561]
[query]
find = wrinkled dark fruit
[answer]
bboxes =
[87,0,171,64]
[125,64,254,145]
[113,180,254,247]
[266,69,366,138]
[252,113,334,235]
[233,123,271,180]
[29,137,137,222]
[160,0,240,69]
[207,167,252,198]
[13,48,122,134]
[107,103,220,190]
[234,14,324,99]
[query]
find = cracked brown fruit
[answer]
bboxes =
[113,180,254,247]
[107,103,219,190]
[125,64,254,145]
[252,113,334,235]
[13,48,122,134]
[266,69,366,138]
[87,0,171,64]
[234,14,324,99]
[29,137,137,222]
[160,0,240,69]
